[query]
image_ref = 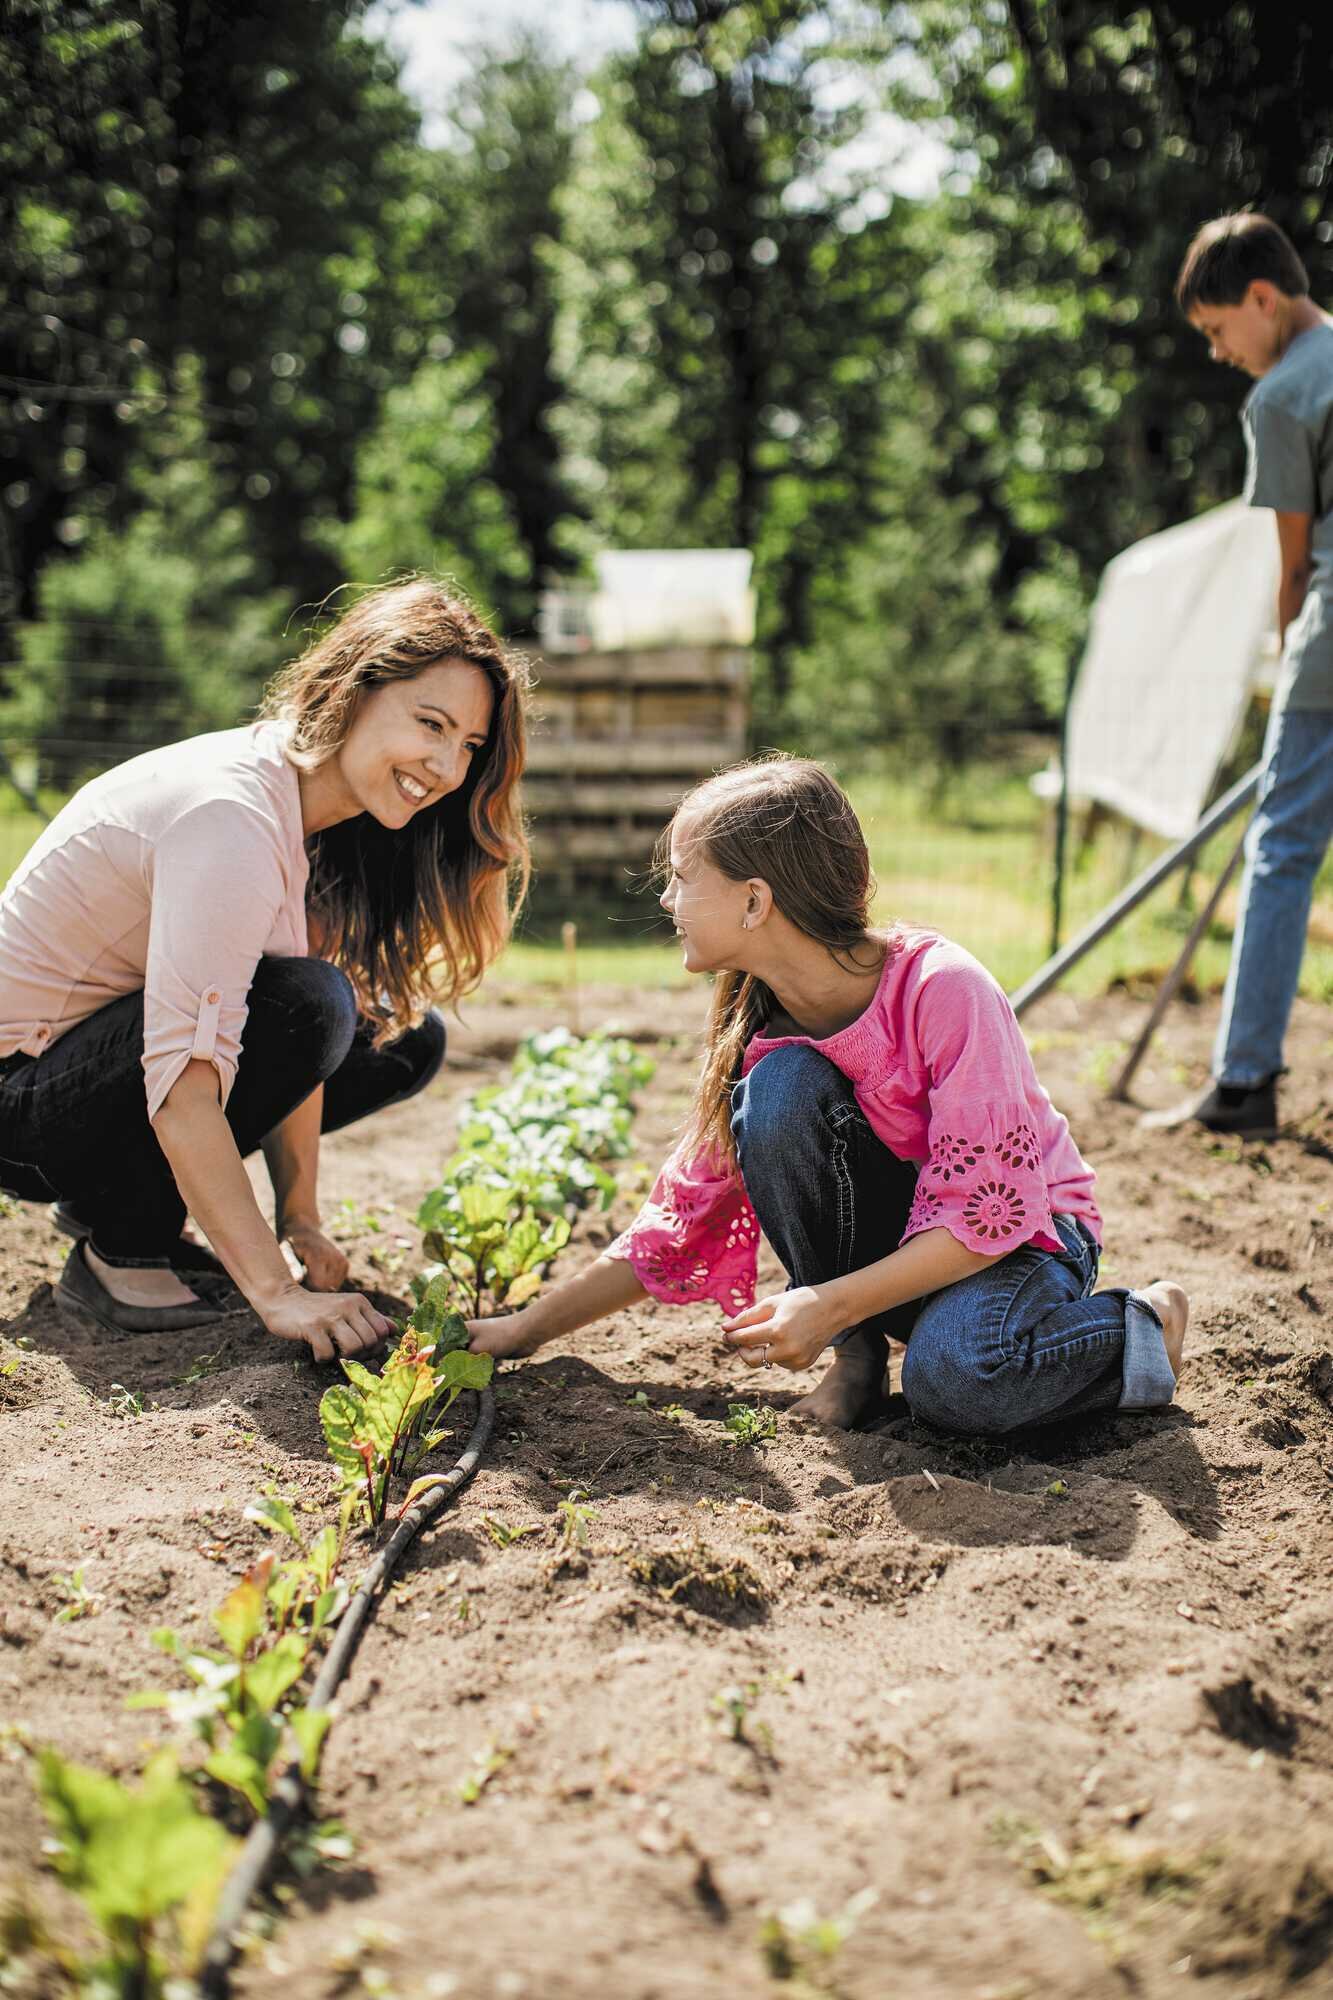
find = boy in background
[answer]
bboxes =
[1156,213,1333,1136]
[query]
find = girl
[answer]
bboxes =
[472,757,1187,1435]
[0,579,529,1364]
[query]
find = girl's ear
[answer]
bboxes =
[745,877,774,927]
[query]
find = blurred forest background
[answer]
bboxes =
[2,0,1332,977]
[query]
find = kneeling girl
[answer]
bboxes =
[472,757,1186,1435]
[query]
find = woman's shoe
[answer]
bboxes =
[48,1202,232,1281]
[54,1240,249,1335]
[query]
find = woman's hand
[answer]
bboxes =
[720,1284,842,1373]
[261,1282,394,1364]
[280,1216,349,1293]
[467,1309,551,1361]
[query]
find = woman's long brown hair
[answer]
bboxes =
[262,579,530,1040]
[661,757,885,1168]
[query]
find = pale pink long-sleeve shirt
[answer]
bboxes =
[0,722,309,1119]
[609,927,1101,1315]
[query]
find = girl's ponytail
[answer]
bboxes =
[688,968,773,1166]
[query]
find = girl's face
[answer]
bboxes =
[337,659,493,829]
[660,816,754,974]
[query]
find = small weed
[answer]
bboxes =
[107,1383,145,1418]
[1045,1479,1070,1499]
[758,1887,878,1988]
[52,1567,99,1623]
[628,1388,650,1407]
[724,1403,778,1447]
[176,1351,228,1386]
[0,1192,16,1219]
[457,1741,511,1805]
[662,1402,688,1423]
[556,1489,596,1549]
[481,1515,543,1549]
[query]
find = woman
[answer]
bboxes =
[0,579,529,1362]
[472,757,1186,1435]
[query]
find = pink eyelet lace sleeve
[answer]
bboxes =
[607,1144,759,1316]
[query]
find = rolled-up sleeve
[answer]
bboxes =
[142,802,292,1121]
[607,1143,760,1316]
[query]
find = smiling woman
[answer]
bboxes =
[0,578,530,1363]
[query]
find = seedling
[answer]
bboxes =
[662,1403,688,1423]
[320,1276,493,1528]
[481,1516,544,1549]
[556,1489,596,1550]
[417,1184,571,1318]
[33,1745,236,1994]
[52,1566,99,1623]
[457,1740,511,1805]
[724,1403,779,1447]
[107,1383,146,1419]
[758,1887,878,1989]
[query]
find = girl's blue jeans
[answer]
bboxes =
[0,956,445,1264]
[730,1045,1175,1437]
[1213,702,1333,1087]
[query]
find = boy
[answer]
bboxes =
[1154,213,1333,1137]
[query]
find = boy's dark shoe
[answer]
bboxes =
[1141,1074,1278,1139]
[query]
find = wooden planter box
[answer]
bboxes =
[525,645,750,900]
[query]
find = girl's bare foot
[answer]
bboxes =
[790,1329,889,1430]
[1141,1279,1189,1379]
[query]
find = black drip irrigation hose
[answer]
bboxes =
[199,1383,497,1999]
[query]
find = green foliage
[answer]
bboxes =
[33,1746,236,1994]
[319,1302,494,1529]
[724,1403,779,1447]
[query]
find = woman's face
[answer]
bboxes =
[338,659,494,829]
[660,815,752,975]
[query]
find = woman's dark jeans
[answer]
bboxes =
[730,1044,1174,1436]
[0,957,445,1264]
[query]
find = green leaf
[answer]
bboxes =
[434,1348,493,1393]
[243,1492,302,1544]
[503,1270,544,1307]
[320,1383,370,1483]
[307,1526,342,1592]
[339,1358,381,1398]
[36,1748,235,1925]
[409,1269,456,1340]
[242,1633,308,1715]
[458,1183,513,1230]
[210,1555,273,1662]
[290,1706,332,1781]
[310,1583,348,1634]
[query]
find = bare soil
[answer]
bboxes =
[2,978,1332,2000]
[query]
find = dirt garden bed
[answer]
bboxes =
[1,976,1331,2000]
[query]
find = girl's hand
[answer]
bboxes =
[468,1310,551,1361]
[281,1217,349,1294]
[720,1285,841,1373]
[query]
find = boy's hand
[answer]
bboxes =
[720,1284,840,1373]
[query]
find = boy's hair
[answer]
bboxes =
[1175,213,1310,315]
[658,755,882,1167]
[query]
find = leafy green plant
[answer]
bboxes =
[52,1565,99,1623]
[758,1887,878,1990]
[417,1183,572,1318]
[724,1403,779,1447]
[556,1489,596,1550]
[33,1745,236,1996]
[319,1275,494,1529]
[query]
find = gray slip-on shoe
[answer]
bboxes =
[48,1202,232,1282]
[54,1240,249,1335]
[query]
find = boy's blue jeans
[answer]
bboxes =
[1213,702,1333,1088]
[0,956,445,1265]
[730,1045,1175,1437]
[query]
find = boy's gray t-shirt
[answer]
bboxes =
[1242,319,1333,709]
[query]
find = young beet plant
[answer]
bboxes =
[319,1272,493,1530]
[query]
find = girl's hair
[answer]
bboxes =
[261,578,531,1040]
[660,755,883,1166]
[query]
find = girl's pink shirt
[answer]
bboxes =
[0,722,309,1120]
[608,927,1100,1315]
